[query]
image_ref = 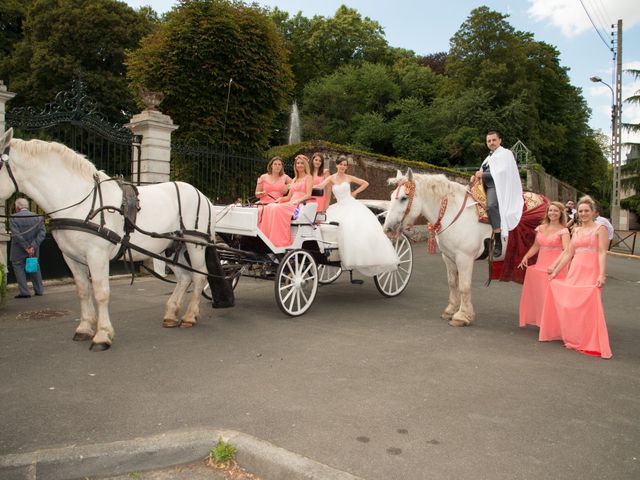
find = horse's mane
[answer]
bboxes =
[390,172,467,199]
[11,138,108,181]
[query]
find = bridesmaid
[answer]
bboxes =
[518,201,570,328]
[255,156,291,204]
[539,195,612,358]
[258,155,313,247]
[310,152,330,211]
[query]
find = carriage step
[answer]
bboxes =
[349,271,364,285]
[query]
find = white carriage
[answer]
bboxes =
[208,201,413,316]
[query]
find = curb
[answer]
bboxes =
[0,428,364,480]
[607,250,640,260]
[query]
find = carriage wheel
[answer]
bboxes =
[318,265,342,284]
[275,250,318,316]
[374,233,413,297]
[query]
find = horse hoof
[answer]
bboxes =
[179,321,195,329]
[89,342,111,351]
[162,319,181,328]
[448,319,469,327]
[73,332,93,342]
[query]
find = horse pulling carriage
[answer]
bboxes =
[208,200,413,316]
[0,129,412,351]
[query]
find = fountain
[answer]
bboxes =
[288,101,301,144]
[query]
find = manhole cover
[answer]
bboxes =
[16,309,72,321]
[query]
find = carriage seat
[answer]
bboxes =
[291,201,318,225]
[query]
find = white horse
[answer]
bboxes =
[0,129,215,350]
[383,169,492,326]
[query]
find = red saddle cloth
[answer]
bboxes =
[491,192,548,284]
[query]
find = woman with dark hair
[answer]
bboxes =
[518,201,570,328]
[310,152,330,211]
[258,155,313,247]
[539,195,612,358]
[255,156,291,204]
[318,156,398,276]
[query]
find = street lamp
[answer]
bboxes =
[590,75,620,226]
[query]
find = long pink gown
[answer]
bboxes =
[257,174,290,204]
[312,174,329,211]
[519,226,569,327]
[539,226,612,358]
[259,179,308,247]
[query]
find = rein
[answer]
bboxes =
[1,143,223,280]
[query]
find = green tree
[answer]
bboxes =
[127,0,293,150]
[0,0,156,123]
[621,68,640,210]
[302,62,400,144]
[446,6,605,190]
[0,0,28,58]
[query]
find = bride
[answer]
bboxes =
[319,156,399,276]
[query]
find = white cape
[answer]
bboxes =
[482,146,523,234]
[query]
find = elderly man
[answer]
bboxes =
[473,131,523,257]
[10,198,46,298]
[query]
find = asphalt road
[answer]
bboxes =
[1,250,639,480]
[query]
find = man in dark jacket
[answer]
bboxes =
[10,198,45,298]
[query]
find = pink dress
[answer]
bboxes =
[259,179,308,247]
[312,173,329,211]
[539,226,612,358]
[519,226,569,327]
[258,174,290,204]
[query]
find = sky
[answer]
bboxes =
[124,0,640,152]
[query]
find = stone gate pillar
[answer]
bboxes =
[0,81,16,298]
[125,104,178,185]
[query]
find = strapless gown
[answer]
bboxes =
[326,182,399,276]
[539,226,612,358]
[519,226,569,327]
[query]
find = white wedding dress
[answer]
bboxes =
[326,182,399,276]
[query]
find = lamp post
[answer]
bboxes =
[590,75,620,227]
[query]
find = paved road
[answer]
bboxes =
[1,250,639,480]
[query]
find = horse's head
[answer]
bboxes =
[383,168,421,239]
[0,128,17,200]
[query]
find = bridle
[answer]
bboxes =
[0,144,20,195]
[394,178,470,254]
[394,180,416,226]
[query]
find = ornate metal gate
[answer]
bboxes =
[6,78,142,182]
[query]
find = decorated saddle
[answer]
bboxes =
[469,180,548,283]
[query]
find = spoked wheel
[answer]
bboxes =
[317,264,342,284]
[374,233,413,297]
[275,250,318,316]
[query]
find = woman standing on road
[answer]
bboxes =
[518,201,570,328]
[539,195,612,358]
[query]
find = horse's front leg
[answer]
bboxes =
[449,254,475,327]
[63,254,97,341]
[86,252,114,350]
[441,254,460,321]
[179,246,207,328]
[162,260,191,328]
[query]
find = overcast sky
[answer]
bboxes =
[124,0,640,149]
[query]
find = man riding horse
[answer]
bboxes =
[473,131,523,257]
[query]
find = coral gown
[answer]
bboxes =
[259,178,308,247]
[326,182,399,276]
[519,226,569,327]
[312,174,329,212]
[258,174,290,204]
[539,226,612,358]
